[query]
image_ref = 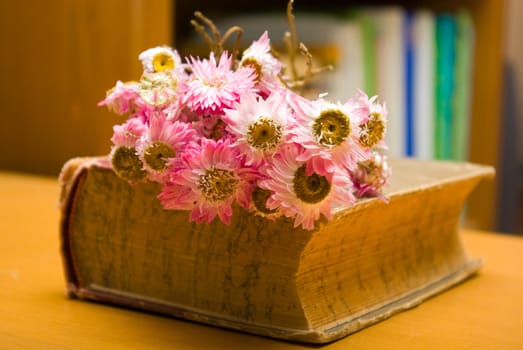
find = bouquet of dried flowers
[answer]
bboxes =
[99,1,390,230]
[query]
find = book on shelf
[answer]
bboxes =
[59,156,494,343]
[329,18,365,103]
[363,6,406,159]
[451,10,474,161]
[435,14,457,160]
[405,11,415,157]
[354,10,378,97]
[412,10,435,160]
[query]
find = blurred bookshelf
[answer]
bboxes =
[174,0,504,231]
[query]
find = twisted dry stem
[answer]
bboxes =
[191,11,243,64]
[279,0,333,93]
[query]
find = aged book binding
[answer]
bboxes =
[59,157,494,343]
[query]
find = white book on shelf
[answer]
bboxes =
[364,6,406,158]
[329,21,364,103]
[413,10,435,160]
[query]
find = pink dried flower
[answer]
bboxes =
[109,118,148,182]
[137,112,197,182]
[181,52,257,115]
[158,138,257,225]
[289,94,368,176]
[174,108,228,139]
[98,81,141,115]
[195,114,229,140]
[351,153,391,199]
[223,92,293,166]
[111,117,147,147]
[259,143,355,230]
[240,31,283,96]
[353,90,388,150]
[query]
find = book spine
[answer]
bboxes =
[412,10,435,160]
[356,11,377,97]
[370,7,406,158]
[434,14,457,160]
[451,10,474,161]
[330,19,364,102]
[404,11,415,157]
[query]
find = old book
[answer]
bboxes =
[59,157,493,344]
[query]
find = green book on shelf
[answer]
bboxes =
[353,10,377,96]
[451,10,474,161]
[434,14,456,160]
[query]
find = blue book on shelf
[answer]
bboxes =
[404,11,415,157]
[435,14,456,160]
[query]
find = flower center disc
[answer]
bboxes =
[111,146,147,181]
[312,109,350,146]
[144,141,175,171]
[252,186,277,214]
[293,165,331,204]
[152,52,175,72]
[198,167,238,202]
[247,117,282,151]
[359,112,385,148]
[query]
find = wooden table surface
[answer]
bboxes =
[1,170,523,349]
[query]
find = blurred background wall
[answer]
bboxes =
[0,0,172,176]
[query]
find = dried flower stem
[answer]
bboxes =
[191,11,243,65]
[190,18,214,51]
[194,11,220,43]
[298,43,313,89]
[220,26,244,63]
[279,0,333,93]
[285,0,299,81]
